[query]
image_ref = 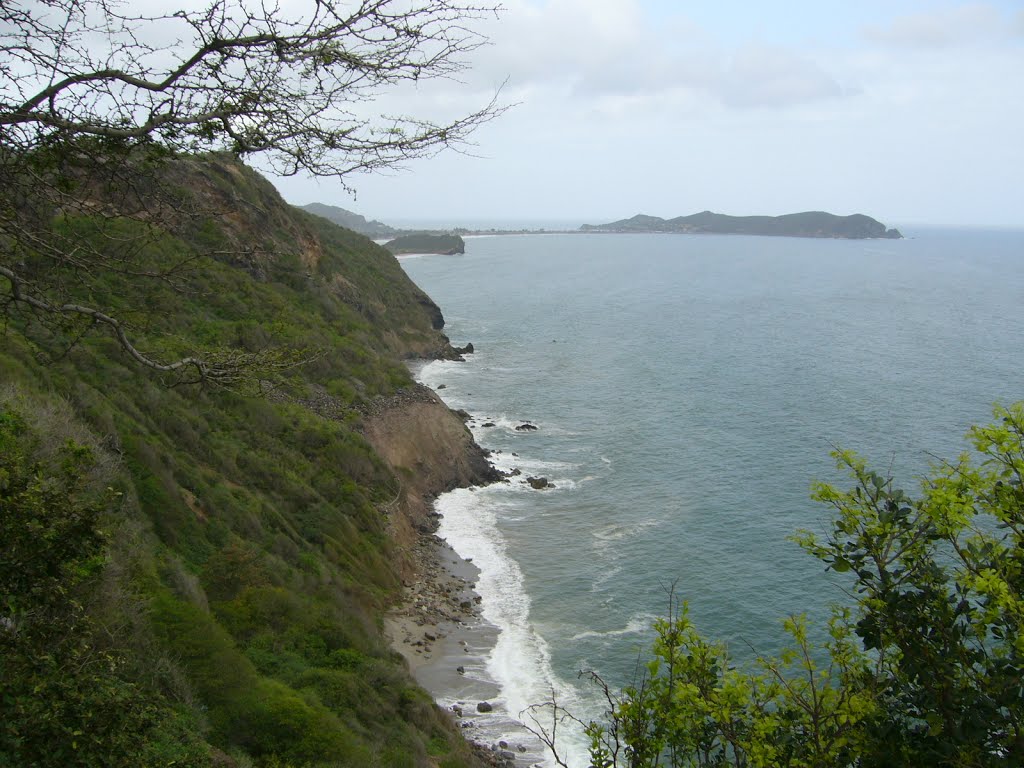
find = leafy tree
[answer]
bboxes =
[0,0,501,384]
[529,403,1024,767]
[800,402,1024,764]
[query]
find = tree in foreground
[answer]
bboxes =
[1,0,501,385]
[528,403,1024,767]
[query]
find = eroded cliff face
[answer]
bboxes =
[361,384,499,580]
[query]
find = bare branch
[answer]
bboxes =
[1,0,504,176]
[0,263,318,388]
[0,0,504,384]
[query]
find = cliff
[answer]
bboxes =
[582,210,903,239]
[0,153,494,767]
[360,385,500,579]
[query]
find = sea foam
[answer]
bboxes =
[420,358,592,766]
[434,486,590,766]
[401,229,1024,768]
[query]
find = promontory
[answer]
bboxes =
[581,211,903,239]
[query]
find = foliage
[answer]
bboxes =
[0,403,209,767]
[0,3,496,753]
[801,402,1024,764]
[0,0,499,382]
[0,151,480,764]
[533,404,1024,767]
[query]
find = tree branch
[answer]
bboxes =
[0,263,312,386]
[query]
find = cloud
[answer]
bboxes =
[267,2,1022,229]
[863,3,1016,48]
[720,45,847,108]
[468,0,849,114]
[472,0,638,79]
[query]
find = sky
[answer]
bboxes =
[268,1,1024,229]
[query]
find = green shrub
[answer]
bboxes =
[0,402,211,767]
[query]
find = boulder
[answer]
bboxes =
[515,423,538,431]
[477,701,493,713]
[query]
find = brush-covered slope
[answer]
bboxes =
[1,154,489,767]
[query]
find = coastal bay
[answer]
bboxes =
[400,228,1024,767]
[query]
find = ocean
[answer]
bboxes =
[399,228,1024,765]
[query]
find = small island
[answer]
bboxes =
[581,211,903,239]
[384,233,467,255]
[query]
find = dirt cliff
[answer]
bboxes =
[361,384,500,580]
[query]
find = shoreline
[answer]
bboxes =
[383,535,543,766]
[360,374,548,766]
[383,507,549,767]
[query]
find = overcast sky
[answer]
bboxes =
[269,1,1024,229]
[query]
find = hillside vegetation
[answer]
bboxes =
[1,154,487,767]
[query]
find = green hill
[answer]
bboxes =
[1,154,492,767]
[582,210,903,239]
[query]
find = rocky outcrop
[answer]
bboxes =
[360,385,498,492]
[360,384,500,578]
[437,341,476,362]
[417,295,447,330]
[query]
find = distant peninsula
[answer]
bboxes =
[581,211,903,239]
[300,202,398,237]
[384,233,466,255]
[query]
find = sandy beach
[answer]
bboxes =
[358,381,550,766]
[384,535,548,767]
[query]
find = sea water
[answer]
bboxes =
[399,229,1024,765]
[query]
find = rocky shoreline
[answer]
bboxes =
[359,378,545,766]
[383,530,539,767]
[384,530,484,671]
